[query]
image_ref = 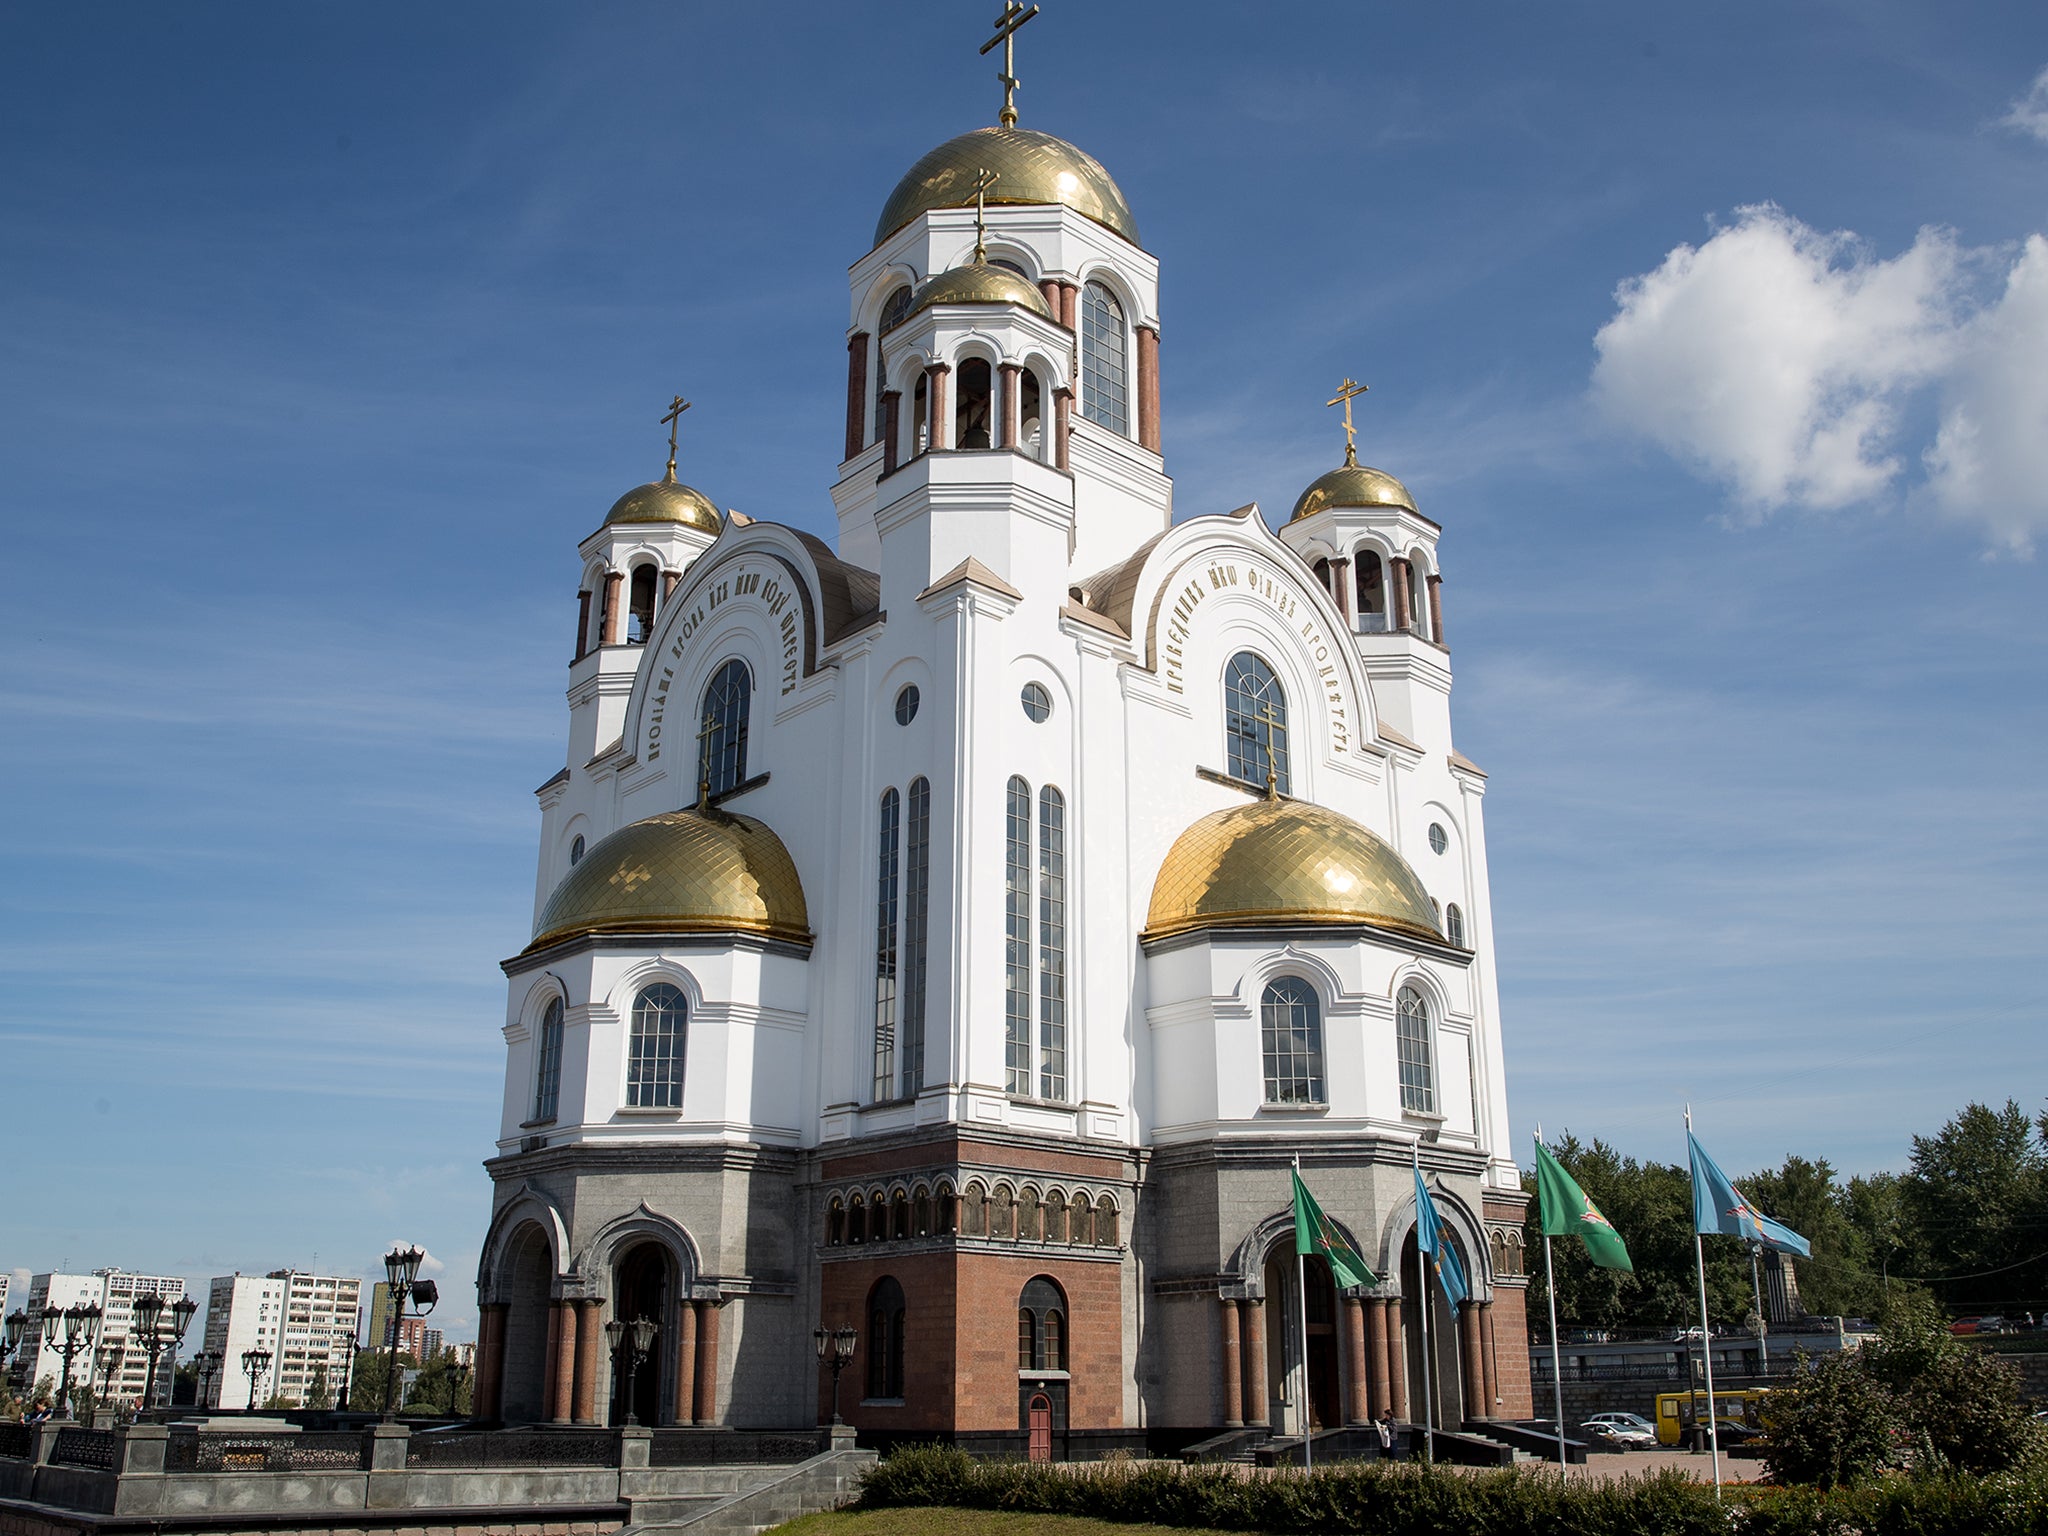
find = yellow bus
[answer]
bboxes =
[1653,1387,1772,1447]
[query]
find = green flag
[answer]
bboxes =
[1292,1168,1378,1289]
[1534,1139,1633,1272]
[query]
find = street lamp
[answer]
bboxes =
[242,1348,274,1411]
[44,1303,102,1418]
[812,1326,857,1425]
[1,1311,27,1375]
[446,1355,471,1419]
[92,1343,122,1412]
[130,1293,200,1415]
[379,1244,438,1421]
[604,1317,659,1427]
[194,1349,222,1408]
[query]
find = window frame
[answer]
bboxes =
[626,981,687,1110]
[1260,976,1326,1106]
[531,996,565,1124]
[864,1277,907,1401]
[698,659,752,797]
[1078,280,1130,437]
[1396,983,1437,1115]
[1223,652,1291,794]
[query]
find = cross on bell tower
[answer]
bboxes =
[1326,378,1368,468]
[661,394,692,480]
[980,2,1040,128]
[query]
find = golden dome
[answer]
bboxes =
[1145,796,1442,944]
[875,126,1139,247]
[906,261,1056,323]
[602,467,722,535]
[526,806,811,953]
[1289,460,1418,523]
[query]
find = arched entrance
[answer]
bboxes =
[1027,1393,1052,1462]
[609,1242,673,1427]
[1398,1233,1467,1428]
[497,1224,555,1424]
[1260,1250,1341,1434]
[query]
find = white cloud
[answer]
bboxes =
[2002,66,2048,144]
[1593,205,2048,551]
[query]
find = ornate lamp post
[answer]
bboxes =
[446,1355,471,1419]
[604,1317,659,1426]
[131,1293,198,1414]
[812,1326,857,1425]
[379,1245,438,1420]
[92,1343,122,1412]
[1,1310,27,1376]
[194,1349,222,1408]
[241,1347,274,1411]
[44,1302,102,1417]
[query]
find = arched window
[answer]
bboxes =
[902,778,930,1097]
[627,565,658,645]
[1261,977,1324,1104]
[626,982,685,1108]
[827,1197,845,1246]
[1396,985,1436,1114]
[956,358,993,450]
[1017,1277,1066,1371]
[1044,1190,1068,1245]
[935,1181,959,1235]
[912,372,929,456]
[1093,1195,1119,1248]
[891,1190,911,1240]
[532,997,564,1122]
[698,660,750,797]
[1037,784,1067,1101]
[912,1187,932,1237]
[1020,368,1044,456]
[990,1185,1016,1241]
[869,1192,889,1244]
[1004,776,1032,1094]
[874,285,913,444]
[865,1277,906,1400]
[847,1193,865,1245]
[1445,903,1466,947]
[1079,281,1128,436]
[1018,1187,1042,1242]
[961,1181,988,1237]
[1311,557,1332,597]
[1225,653,1291,794]
[873,788,901,1102]
[1355,551,1387,632]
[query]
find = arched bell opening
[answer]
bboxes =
[956,358,994,450]
[1398,1232,1467,1429]
[609,1241,674,1426]
[1355,551,1387,633]
[1259,1249,1342,1435]
[1019,368,1044,458]
[627,564,658,645]
[912,373,930,456]
[497,1224,556,1424]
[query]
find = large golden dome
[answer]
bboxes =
[875,126,1139,247]
[602,467,722,535]
[527,806,811,952]
[906,261,1056,323]
[1289,461,1418,523]
[1145,797,1441,943]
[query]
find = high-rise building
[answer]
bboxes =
[10,1270,187,1409]
[199,1271,361,1409]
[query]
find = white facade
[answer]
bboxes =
[200,1270,360,1409]
[11,1270,186,1410]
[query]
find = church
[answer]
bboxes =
[467,18,1533,1452]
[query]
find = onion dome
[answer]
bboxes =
[602,465,722,535]
[876,126,1139,247]
[1289,460,1418,523]
[526,806,811,953]
[1144,796,1441,943]
[906,261,1056,323]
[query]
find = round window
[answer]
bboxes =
[1428,823,1448,855]
[894,684,920,725]
[1020,682,1052,723]
[569,834,586,866]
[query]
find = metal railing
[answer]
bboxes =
[406,1429,618,1468]
[0,1422,33,1459]
[647,1429,828,1466]
[164,1430,368,1472]
[50,1427,118,1470]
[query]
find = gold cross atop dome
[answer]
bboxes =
[1253,697,1287,799]
[1327,378,1369,467]
[969,166,1000,262]
[661,395,692,479]
[980,2,1040,128]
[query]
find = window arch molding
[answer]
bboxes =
[862,267,920,333]
[1259,974,1327,1106]
[976,241,1041,282]
[516,973,569,1041]
[601,960,704,1040]
[1388,966,1450,1118]
[1222,649,1293,795]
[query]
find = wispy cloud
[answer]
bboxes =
[2000,65,2048,144]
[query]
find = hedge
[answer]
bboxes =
[857,1444,2048,1536]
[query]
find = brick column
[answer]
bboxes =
[1343,1296,1368,1424]
[476,1303,508,1420]
[845,333,870,460]
[573,1299,603,1425]
[1390,558,1412,632]
[601,570,624,646]
[1460,1304,1485,1422]
[998,363,1021,451]
[1366,1298,1390,1419]
[1219,1298,1242,1427]
[693,1299,720,1424]
[1427,573,1445,644]
[1136,325,1161,453]
[1058,282,1078,333]
[1242,1298,1269,1427]
[541,1301,562,1421]
[881,391,901,475]
[550,1300,578,1425]
[1386,1300,1408,1420]
[662,569,679,603]
[1330,557,1351,620]
[573,591,591,662]
[1480,1302,1498,1415]
[1038,278,1062,316]
[926,364,951,452]
[1054,388,1073,472]
[674,1301,699,1426]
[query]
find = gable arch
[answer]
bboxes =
[1375,1179,1492,1300]
[580,1201,704,1289]
[478,1184,572,1301]
[1225,1203,1374,1292]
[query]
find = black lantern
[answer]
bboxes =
[45,1303,102,1416]
[1,1309,26,1366]
[605,1315,660,1426]
[242,1347,274,1410]
[812,1325,858,1425]
[379,1244,438,1420]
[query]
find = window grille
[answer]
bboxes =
[901,778,930,1097]
[1005,776,1032,1094]
[532,997,564,1122]
[1224,652,1290,793]
[1396,985,1436,1113]
[873,788,901,1101]
[1080,282,1128,436]
[1261,977,1324,1104]
[697,660,750,796]
[1038,785,1067,1100]
[627,983,686,1108]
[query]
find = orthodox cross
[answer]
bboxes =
[694,710,721,807]
[1326,378,1368,466]
[661,395,692,478]
[979,2,1040,128]
[969,166,1000,263]
[1253,697,1287,798]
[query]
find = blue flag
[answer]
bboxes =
[1413,1165,1471,1307]
[1687,1131,1812,1258]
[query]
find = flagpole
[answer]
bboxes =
[1748,1244,1770,1374]
[1537,1126,1567,1474]
[1413,1141,1435,1464]
[1294,1154,1312,1473]
[1686,1107,1724,1499]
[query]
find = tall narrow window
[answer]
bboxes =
[1396,984,1436,1113]
[901,777,931,1097]
[627,982,685,1109]
[1079,281,1128,436]
[1224,652,1291,793]
[1020,368,1044,455]
[873,788,901,1101]
[1445,903,1466,947]
[1356,551,1387,632]
[698,660,750,797]
[1005,776,1032,1095]
[873,285,913,444]
[627,565,658,645]
[1017,1278,1067,1370]
[1037,785,1067,1101]
[1261,977,1324,1104]
[532,997,564,1122]
[865,1278,906,1400]
[956,358,993,449]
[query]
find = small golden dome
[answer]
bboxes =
[602,467,722,535]
[906,261,1056,323]
[876,126,1139,247]
[1145,797,1441,943]
[1289,461,1418,523]
[527,806,811,953]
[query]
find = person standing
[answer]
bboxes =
[1376,1406,1397,1460]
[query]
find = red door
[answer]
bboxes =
[1027,1394,1052,1462]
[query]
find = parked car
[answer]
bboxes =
[1949,1316,1983,1336]
[1975,1316,2009,1335]
[1580,1412,1658,1449]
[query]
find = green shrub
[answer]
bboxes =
[1759,1349,1904,1488]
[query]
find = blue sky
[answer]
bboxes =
[3,4,2043,1339]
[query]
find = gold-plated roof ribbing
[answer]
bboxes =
[1288,462,1418,523]
[602,466,723,535]
[875,126,1139,247]
[906,262,1056,322]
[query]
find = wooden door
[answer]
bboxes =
[1027,1394,1052,1462]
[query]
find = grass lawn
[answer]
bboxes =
[770,1509,1238,1536]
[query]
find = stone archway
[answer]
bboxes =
[1259,1249,1341,1434]
[1398,1232,1468,1429]
[609,1241,674,1426]
[498,1223,556,1424]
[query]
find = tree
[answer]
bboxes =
[1757,1349,1901,1488]
[349,1347,413,1415]
[306,1362,331,1412]
[171,1358,200,1407]
[1742,1155,1884,1320]
[1863,1291,2041,1474]
[404,1347,473,1417]
[1901,1100,2048,1315]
